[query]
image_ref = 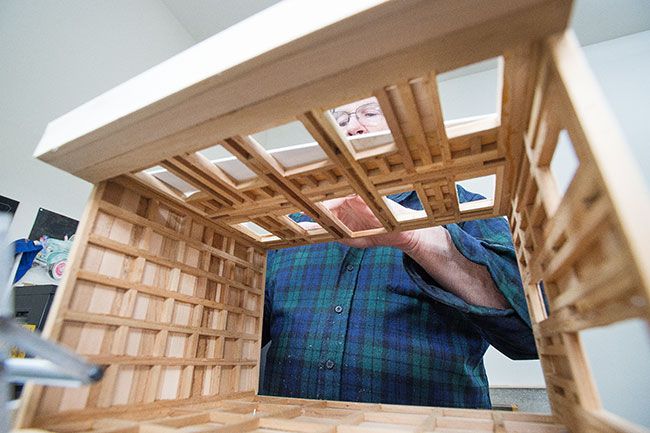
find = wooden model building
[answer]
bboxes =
[14,1,649,432]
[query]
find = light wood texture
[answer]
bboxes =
[21,395,568,433]
[16,179,266,427]
[33,0,571,182]
[19,1,650,432]
[509,31,650,433]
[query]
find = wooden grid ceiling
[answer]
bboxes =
[31,0,574,249]
[134,89,508,249]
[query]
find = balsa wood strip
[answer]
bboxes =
[95,200,264,273]
[85,233,263,295]
[222,135,348,239]
[393,81,434,166]
[411,74,450,163]
[372,88,415,172]
[548,31,650,306]
[62,309,258,340]
[300,110,398,230]
[86,356,258,367]
[121,175,264,251]
[34,0,572,181]
[161,158,245,207]
[75,270,260,317]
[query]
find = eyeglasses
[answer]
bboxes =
[332,102,384,128]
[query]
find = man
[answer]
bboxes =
[260,97,536,408]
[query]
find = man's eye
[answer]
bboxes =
[338,120,349,127]
[362,110,382,118]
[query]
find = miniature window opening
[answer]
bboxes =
[327,96,397,159]
[197,144,257,184]
[455,174,496,212]
[316,195,387,238]
[142,165,200,197]
[581,318,650,427]
[550,129,579,198]
[437,56,503,136]
[232,221,280,243]
[381,190,427,222]
[250,121,329,174]
[283,212,326,236]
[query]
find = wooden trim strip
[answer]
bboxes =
[15,183,107,428]
[373,88,415,172]
[223,135,348,239]
[97,200,264,273]
[76,270,260,317]
[63,311,260,340]
[116,175,264,251]
[86,233,262,295]
[87,356,258,367]
[300,110,398,230]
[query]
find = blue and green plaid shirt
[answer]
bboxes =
[261,187,536,408]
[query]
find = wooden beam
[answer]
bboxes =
[300,110,398,230]
[221,135,348,238]
[33,0,572,181]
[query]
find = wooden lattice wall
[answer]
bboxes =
[14,1,650,432]
[508,33,650,433]
[16,179,267,426]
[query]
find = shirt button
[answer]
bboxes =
[346,264,354,272]
[325,360,335,370]
[334,305,343,314]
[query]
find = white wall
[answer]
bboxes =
[584,31,650,186]
[0,0,194,241]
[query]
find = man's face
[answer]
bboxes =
[332,97,389,136]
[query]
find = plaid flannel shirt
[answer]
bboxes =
[260,186,537,408]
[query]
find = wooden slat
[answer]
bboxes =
[34,0,572,181]
[300,110,398,230]
[96,200,263,273]
[372,88,415,172]
[75,270,260,317]
[391,82,433,166]
[222,135,348,239]
[38,395,568,433]
[410,74,450,162]
[62,311,258,341]
[86,233,262,295]
[161,156,248,207]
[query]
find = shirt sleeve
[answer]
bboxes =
[402,187,538,360]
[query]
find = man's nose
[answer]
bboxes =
[346,116,367,136]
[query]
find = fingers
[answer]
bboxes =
[325,195,382,232]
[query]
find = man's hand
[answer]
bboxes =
[315,195,509,309]
[320,195,417,249]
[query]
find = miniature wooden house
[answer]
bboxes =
[15,1,650,432]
